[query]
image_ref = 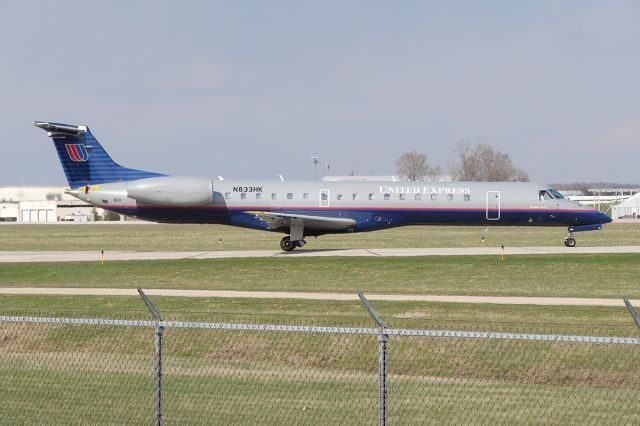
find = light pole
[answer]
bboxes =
[311,157,318,180]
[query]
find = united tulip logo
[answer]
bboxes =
[65,144,90,162]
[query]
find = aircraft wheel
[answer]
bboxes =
[280,236,296,251]
[564,237,576,248]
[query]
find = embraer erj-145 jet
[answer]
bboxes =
[34,121,612,250]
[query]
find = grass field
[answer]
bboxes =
[2,356,637,425]
[1,221,640,251]
[1,320,639,424]
[2,222,640,334]
[2,224,640,331]
[2,223,640,424]
[1,254,639,298]
[0,294,637,336]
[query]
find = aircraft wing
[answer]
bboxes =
[245,211,356,231]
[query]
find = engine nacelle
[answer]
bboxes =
[127,176,213,206]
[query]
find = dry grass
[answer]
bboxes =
[1,222,639,251]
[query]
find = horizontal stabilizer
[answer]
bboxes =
[33,121,84,135]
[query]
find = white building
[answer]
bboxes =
[0,186,76,203]
[0,186,96,222]
[611,193,640,219]
[0,202,18,222]
[19,201,57,222]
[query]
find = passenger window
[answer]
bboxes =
[241,193,247,200]
[287,193,293,200]
[369,193,375,200]
[337,193,343,200]
[431,194,437,201]
[321,193,328,201]
[271,193,277,200]
[415,194,421,201]
[225,192,231,199]
[384,194,390,201]
[256,193,262,200]
[353,193,359,200]
[399,194,405,200]
[464,194,470,201]
[303,193,310,200]
[447,194,454,201]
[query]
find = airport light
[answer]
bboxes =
[311,157,319,180]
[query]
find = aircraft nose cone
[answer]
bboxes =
[600,212,613,224]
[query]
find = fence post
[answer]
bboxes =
[623,297,640,329]
[139,289,164,426]
[378,331,388,426]
[358,292,388,426]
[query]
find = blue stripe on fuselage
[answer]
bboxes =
[104,206,610,233]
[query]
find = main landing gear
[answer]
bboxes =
[280,222,306,251]
[280,236,306,252]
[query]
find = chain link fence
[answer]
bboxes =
[1,315,639,425]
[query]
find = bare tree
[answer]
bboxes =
[424,164,443,182]
[449,141,529,182]
[396,151,438,181]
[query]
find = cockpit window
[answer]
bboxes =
[547,188,565,199]
[539,190,553,201]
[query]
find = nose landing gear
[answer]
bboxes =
[564,223,605,247]
[564,233,576,247]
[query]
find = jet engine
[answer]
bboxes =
[127,176,213,206]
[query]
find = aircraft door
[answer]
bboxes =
[320,189,330,207]
[486,191,500,220]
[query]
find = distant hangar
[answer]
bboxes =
[0,187,100,222]
[611,192,640,219]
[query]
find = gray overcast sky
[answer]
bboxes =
[1,1,638,186]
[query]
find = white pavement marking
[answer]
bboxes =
[0,287,637,307]
[1,246,640,262]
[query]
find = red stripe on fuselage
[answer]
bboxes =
[98,204,600,214]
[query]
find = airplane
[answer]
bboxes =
[34,121,612,250]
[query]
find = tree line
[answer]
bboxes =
[396,141,529,182]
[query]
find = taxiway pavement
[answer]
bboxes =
[1,246,640,262]
[0,287,636,306]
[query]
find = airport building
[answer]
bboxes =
[0,187,105,222]
[563,188,640,220]
[611,193,640,219]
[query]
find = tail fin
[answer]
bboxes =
[34,121,164,188]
